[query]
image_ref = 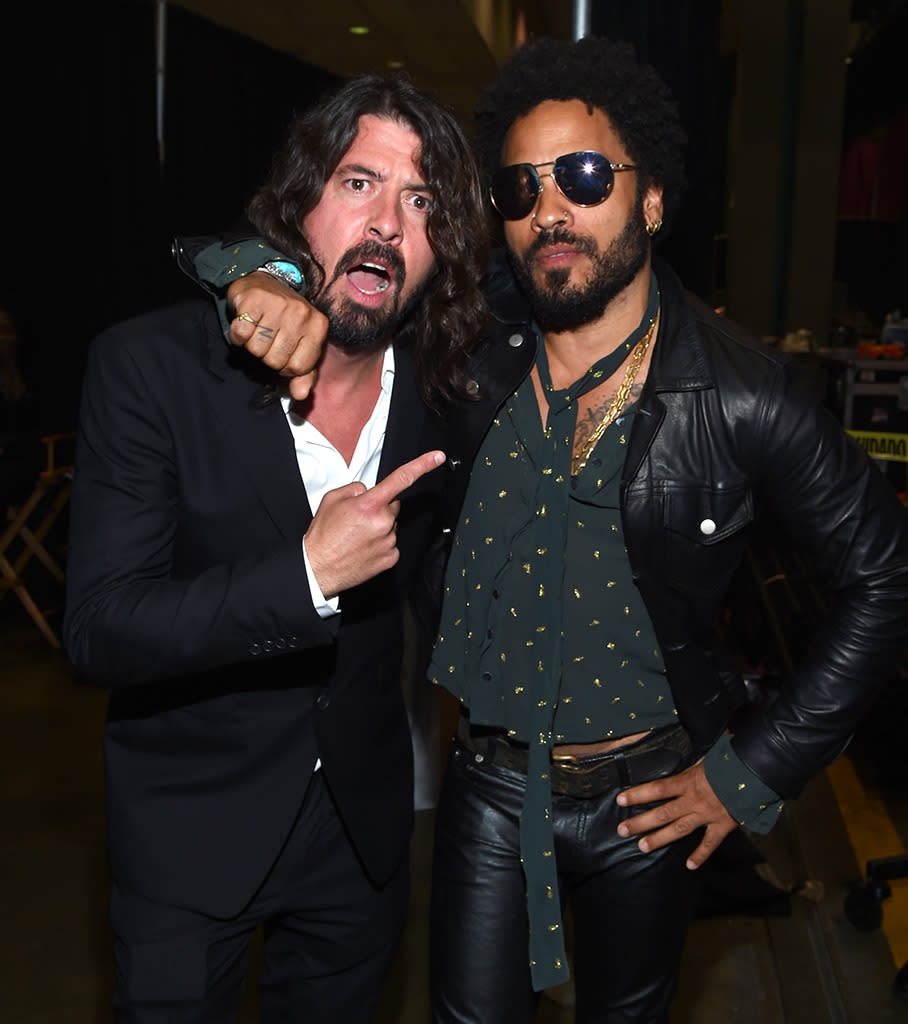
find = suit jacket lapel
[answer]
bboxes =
[203,315,313,538]
[202,319,441,537]
[379,342,445,478]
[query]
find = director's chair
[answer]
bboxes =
[0,432,75,647]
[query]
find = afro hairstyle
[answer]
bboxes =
[474,36,687,235]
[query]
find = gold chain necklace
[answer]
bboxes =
[570,309,659,476]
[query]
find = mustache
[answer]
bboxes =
[526,226,599,261]
[328,239,407,288]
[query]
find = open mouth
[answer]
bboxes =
[347,261,392,296]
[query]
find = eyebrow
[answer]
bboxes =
[336,162,433,194]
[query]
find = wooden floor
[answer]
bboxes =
[3,609,907,1022]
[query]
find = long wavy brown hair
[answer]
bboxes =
[248,75,489,406]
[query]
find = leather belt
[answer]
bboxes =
[456,716,693,798]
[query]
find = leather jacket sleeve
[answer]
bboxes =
[725,356,908,796]
[615,270,908,801]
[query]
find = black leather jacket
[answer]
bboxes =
[442,255,908,799]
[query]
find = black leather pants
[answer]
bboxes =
[430,739,701,1023]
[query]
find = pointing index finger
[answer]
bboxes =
[369,451,446,505]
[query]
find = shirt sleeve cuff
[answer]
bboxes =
[192,239,298,340]
[193,239,291,290]
[703,733,785,833]
[302,539,339,619]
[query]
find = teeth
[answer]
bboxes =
[361,279,390,294]
[348,261,392,295]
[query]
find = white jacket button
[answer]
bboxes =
[700,518,717,536]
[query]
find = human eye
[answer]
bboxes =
[407,192,433,213]
[344,177,372,194]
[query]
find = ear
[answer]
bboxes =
[643,183,664,233]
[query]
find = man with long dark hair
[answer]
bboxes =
[183,39,908,1023]
[63,74,488,1022]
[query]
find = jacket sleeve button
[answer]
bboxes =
[249,642,262,656]
[316,693,330,710]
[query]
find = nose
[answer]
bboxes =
[366,191,404,244]
[531,171,570,231]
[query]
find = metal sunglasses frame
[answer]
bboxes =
[489,151,638,220]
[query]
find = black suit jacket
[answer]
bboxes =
[64,301,448,917]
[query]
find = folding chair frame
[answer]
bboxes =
[1,433,74,648]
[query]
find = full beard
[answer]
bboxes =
[508,199,650,333]
[313,240,412,349]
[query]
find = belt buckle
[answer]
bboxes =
[550,750,614,775]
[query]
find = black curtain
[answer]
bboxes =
[162,6,338,237]
[591,0,725,302]
[4,1,337,432]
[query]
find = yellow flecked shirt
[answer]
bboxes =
[431,279,666,991]
[432,393,674,742]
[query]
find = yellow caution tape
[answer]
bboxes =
[847,430,908,462]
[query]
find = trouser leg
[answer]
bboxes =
[430,740,538,1024]
[109,884,252,1024]
[558,788,701,1024]
[430,737,701,1024]
[259,771,409,1024]
[111,772,408,1024]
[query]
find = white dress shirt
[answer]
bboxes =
[281,344,396,618]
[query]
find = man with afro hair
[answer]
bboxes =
[181,36,908,1024]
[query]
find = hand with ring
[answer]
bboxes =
[227,271,328,401]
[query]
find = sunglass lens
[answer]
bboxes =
[553,152,614,206]
[490,164,540,220]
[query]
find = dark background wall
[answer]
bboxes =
[591,0,725,303]
[5,0,907,434]
[836,0,908,326]
[4,1,337,433]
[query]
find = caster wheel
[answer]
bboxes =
[844,880,890,932]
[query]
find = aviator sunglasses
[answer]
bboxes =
[489,151,637,221]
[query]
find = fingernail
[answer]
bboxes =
[617,824,628,837]
[639,839,649,852]
[433,451,445,465]
[686,859,698,870]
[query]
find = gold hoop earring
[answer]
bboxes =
[646,219,663,237]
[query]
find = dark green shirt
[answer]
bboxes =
[432,384,674,743]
